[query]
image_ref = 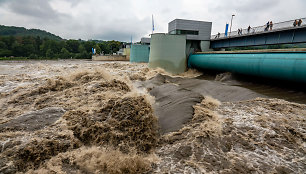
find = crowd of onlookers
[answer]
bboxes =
[215,18,303,38]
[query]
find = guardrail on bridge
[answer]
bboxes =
[211,17,306,40]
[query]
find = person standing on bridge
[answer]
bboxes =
[215,32,220,38]
[269,21,273,30]
[265,21,270,31]
[248,25,251,33]
[298,19,302,26]
[293,20,298,27]
[238,28,243,35]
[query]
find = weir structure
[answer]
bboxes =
[149,19,212,73]
[130,44,150,63]
[188,49,306,83]
[144,18,306,83]
[129,38,151,63]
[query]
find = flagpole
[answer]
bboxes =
[131,35,133,45]
[152,14,154,34]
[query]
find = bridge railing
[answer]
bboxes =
[211,17,306,40]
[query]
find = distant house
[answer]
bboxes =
[141,37,151,45]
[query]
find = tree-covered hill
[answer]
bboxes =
[0,25,62,40]
[0,25,126,59]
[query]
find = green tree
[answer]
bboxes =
[0,34,123,59]
[95,44,101,54]
[29,54,38,59]
[0,41,7,49]
[12,42,24,57]
[78,44,86,53]
[80,51,89,59]
[19,36,35,56]
[40,39,51,56]
[99,42,110,54]
[35,36,42,53]
[83,41,96,53]
[108,40,121,53]
[1,36,15,50]
[46,48,54,58]
[77,44,91,59]
[60,48,70,59]
[23,44,35,57]
[0,49,12,57]
[66,40,80,53]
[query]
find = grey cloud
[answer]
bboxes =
[236,0,279,13]
[94,31,136,42]
[6,0,63,22]
[207,0,298,34]
[0,0,305,41]
[66,0,83,6]
[0,0,9,4]
[91,17,151,41]
[161,8,171,14]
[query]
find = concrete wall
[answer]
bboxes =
[92,55,129,61]
[168,19,212,41]
[130,45,150,63]
[123,48,130,59]
[149,33,187,74]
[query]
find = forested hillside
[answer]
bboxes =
[0,25,123,59]
[0,25,62,40]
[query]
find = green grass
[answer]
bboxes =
[0,57,59,61]
[0,57,29,60]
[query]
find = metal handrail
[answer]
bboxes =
[211,17,306,40]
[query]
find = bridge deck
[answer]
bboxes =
[210,18,306,49]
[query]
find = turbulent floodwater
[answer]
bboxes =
[0,60,305,174]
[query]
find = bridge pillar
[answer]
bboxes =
[200,41,211,52]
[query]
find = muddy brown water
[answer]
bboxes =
[0,60,305,173]
[197,71,306,104]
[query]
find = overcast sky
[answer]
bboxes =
[0,0,305,42]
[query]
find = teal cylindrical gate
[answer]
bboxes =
[188,52,306,83]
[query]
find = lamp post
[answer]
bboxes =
[230,14,235,36]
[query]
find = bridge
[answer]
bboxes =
[210,18,306,49]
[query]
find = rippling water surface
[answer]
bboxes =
[0,60,305,174]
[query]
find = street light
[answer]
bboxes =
[230,14,235,36]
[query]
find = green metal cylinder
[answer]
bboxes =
[130,45,150,63]
[188,52,306,83]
